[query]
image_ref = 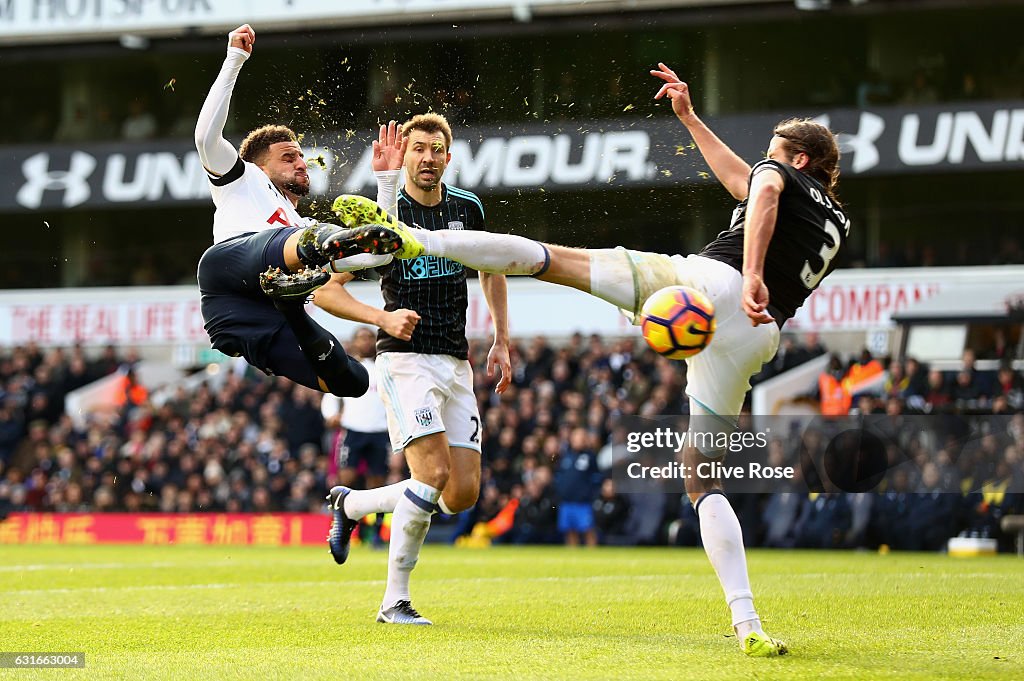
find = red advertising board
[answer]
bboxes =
[8,300,208,345]
[0,513,330,546]
[789,281,943,331]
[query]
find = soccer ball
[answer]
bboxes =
[640,285,716,360]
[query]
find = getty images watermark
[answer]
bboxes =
[624,428,795,482]
[611,413,1024,494]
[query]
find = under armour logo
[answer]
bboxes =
[816,112,885,174]
[17,151,97,208]
[318,339,335,362]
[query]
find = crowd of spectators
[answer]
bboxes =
[1,335,1022,552]
[0,343,329,517]
[817,346,1024,415]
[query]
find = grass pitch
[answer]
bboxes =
[0,544,1021,680]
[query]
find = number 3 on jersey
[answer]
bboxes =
[800,218,849,289]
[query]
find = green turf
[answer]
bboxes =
[0,544,1021,680]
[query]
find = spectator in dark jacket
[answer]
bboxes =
[795,493,851,549]
[511,466,559,544]
[592,478,630,542]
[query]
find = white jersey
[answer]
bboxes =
[320,358,388,433]
[209,159,314,243]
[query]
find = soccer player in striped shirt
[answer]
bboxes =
[321,114,512,626]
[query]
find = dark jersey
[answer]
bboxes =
[698,159,850,326]
[376,184,485,359]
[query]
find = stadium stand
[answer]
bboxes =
[2,1,1023,556]
[2,336,1021,551]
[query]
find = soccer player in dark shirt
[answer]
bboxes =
[322,114,511,626]
[329,64,849,654]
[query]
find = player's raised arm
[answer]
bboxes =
[195,24,255,177]
[373,120,407,219]
[651,63,752,201]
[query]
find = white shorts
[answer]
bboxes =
[610,249,781,419]
[375,352,482,453]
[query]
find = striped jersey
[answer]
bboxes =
[376,184,485,359]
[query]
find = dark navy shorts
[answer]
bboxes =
[338,429,391,477]
[197,228,322,390]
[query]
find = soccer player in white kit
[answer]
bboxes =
[321,327,392,493]
[195,24,417,396]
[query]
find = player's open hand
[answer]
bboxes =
[228,25,255,55]
[372,120,408,172]
[382,308,420,341]
[742,273,774,326]
[487,340,512,394]
[650,63,696,121]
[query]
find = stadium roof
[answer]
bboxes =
[0,0,791,47]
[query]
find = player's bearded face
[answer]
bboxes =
[265,142,310,197]
[282,174,310,197]
[404,132,450,191]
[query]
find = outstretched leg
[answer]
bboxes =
[409,229,682,320]
[328,193,675,315]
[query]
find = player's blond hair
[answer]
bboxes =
[239,125,298,164]
[773,118,841,199]
[401,113,453,150]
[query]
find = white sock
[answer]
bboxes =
[343,481,407,521]
[589,249,640,312]
[382,479,440,609]
[329,253,394,273]
[697,493,763,635]
[412,227,547,275]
